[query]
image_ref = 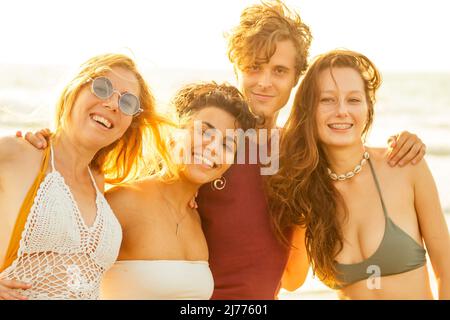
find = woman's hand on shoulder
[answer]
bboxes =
[15,128,52,150]
[387,131,426,167]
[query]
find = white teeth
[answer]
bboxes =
[329,123,352,129]
[193,154,215,168]
[92,115,112,128]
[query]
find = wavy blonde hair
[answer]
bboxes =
[227,0,312,81]
[267,50,382,287]
[54,53,175,184]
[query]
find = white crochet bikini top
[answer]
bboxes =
[0,145,122,300]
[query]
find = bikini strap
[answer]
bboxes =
[50,143,56,173]
[87,166,100,194]
[367,158,389,218]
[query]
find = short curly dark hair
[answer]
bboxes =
[172,82,257,131]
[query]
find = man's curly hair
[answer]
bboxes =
[227,0,312,81]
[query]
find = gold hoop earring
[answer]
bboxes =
[211,176,226,191]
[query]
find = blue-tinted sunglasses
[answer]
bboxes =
[90,76,142,116]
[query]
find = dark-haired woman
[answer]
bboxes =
[100,82,256,299]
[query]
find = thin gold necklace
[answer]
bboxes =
[158,187,194,236]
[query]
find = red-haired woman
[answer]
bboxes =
[270,50,450,299]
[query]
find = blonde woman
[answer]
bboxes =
[0,53,170,300]
[18,82,257,299]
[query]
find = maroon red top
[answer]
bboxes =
[197,139,290,300]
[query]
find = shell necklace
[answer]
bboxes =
[328,151,370,181]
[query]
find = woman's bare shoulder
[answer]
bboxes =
[367,147,389,160]
[367,146,419,182]
[0,135,43,164]
[106,176,160,200]
[105,182,141,205]
[0,136,25,161]
[106,176,161,205]
[105,177,162,225]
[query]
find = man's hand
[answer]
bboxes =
[16,128,52,149]
[0,279,31,300]
[387,131,426,167]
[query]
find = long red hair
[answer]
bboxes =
[268,50,381,286]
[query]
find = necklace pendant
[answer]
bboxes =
[176,223,179,236]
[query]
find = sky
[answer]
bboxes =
[1,0,449,72]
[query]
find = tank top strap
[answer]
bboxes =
[0,146,52,273]
[367,158,389,218]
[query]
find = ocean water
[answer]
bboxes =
[1,65,449,299]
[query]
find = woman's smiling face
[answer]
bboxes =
[179,106,238,185]
[68,67,139,149]
[315,67,369,148]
